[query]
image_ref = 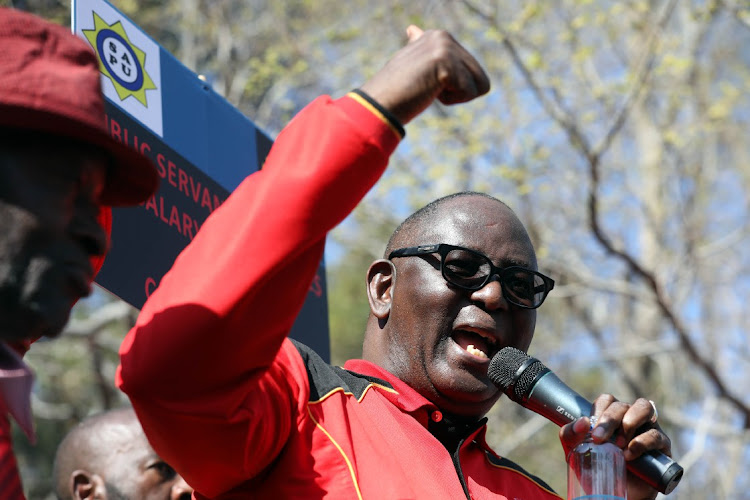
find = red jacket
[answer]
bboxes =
[118,94,562,500]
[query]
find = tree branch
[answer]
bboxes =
[580,0,750,427]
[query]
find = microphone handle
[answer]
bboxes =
[522,371,683,495]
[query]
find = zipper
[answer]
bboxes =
[452,437,472,500]
[449,417,487,500]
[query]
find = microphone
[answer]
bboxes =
[488,346,683,495]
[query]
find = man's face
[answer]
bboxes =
[102,421,193,500]
[385,196,538,417]
[0,138,108,341]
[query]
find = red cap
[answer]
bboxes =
[0,8,159,206]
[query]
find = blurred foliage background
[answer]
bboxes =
[3,0,750,498]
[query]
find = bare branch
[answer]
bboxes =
[591,0,679,159]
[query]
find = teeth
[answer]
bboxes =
[470,330,497,347]
[466,344,488,359]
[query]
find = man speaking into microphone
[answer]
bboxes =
[118,26,676,499]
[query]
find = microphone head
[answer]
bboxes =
[488,347,550,403]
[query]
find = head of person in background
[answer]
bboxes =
[0,7,159,347]
[53,407,193,500]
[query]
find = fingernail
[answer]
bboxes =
[573,417,588,432]
[592,426,606,440]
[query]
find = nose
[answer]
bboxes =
[70,198,108,258]
[171,475,194,500]
[469,276,508,311]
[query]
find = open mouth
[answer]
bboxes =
[451,329,499,360]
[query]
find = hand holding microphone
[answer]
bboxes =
[488,347,683,496]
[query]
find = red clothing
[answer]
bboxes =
[0,342,32,500]
[118,95,561,500]
[0,414,24,500]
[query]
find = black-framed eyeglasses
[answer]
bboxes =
[388,243,555,309]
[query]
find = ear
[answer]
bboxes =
[366,259,395,320]
[71,470,106,500]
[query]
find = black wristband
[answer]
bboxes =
[350,88,406,138]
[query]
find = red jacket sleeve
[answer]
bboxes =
[117,95,400,496]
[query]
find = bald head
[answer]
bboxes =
[384,192,528,258]
[54,408,135,498]
[54,407,192,500]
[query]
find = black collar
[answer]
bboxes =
[428,413,487,453]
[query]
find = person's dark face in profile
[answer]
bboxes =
[373,195,538,418]
[0,134,108,341]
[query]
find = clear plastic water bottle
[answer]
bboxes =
[567,417,627,500]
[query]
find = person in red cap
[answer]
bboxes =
[0,7,159,499]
